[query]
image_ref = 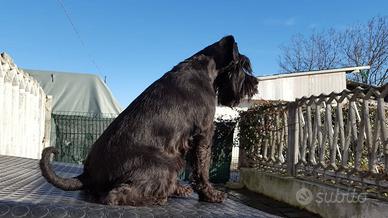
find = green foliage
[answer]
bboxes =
[238,102,286,162]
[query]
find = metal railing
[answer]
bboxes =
[52,112,117,164]
[244,85,388,199]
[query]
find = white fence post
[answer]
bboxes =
[4,68,16,155]
[0,52,52,159]
[0,62,4,152]
[11,73,20,157]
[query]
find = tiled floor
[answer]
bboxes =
[0,155,318,217]
[226,188,320,218]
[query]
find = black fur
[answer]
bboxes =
[40,35,258,206]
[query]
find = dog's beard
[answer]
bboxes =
[214,55,258,107]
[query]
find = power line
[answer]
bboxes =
[56,0,103,76]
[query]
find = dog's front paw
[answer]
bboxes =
[173,184,193,197]
[198,189,226,203]
[102,195,120,206]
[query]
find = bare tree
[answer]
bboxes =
[279,16,388,86]
[342,16,388,86]
[279,29,342,72]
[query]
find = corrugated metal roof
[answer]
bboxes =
[257,66,370,81]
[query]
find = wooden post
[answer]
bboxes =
[287,102,299,176]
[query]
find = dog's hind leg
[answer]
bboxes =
[102,183,140,206]
[102,184,168,206]
[102,153,178,206]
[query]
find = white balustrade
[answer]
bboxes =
[0,52,52,159]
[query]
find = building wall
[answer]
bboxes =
[253,71,347,101]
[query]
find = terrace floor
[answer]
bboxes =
[0,155,318,217]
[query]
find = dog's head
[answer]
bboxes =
[194,35,258,106]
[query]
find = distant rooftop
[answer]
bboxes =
[258,66,370,81]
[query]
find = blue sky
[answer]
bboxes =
[1,0,387,107]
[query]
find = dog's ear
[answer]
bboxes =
[218,35,239,62]
[238,55,258,99]
[214,53,258,106]
[241,73,258,99]
[192,35,239,70]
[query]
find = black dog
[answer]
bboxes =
[40,35,258,206]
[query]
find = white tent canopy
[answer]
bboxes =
[25,69,122,115]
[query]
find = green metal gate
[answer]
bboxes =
[52,112,236,183]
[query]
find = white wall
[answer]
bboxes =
[254,71,347,101]
[0,52,51,159]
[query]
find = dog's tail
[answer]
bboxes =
[39,147,84,191]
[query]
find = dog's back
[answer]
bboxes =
[83,55,217,192]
